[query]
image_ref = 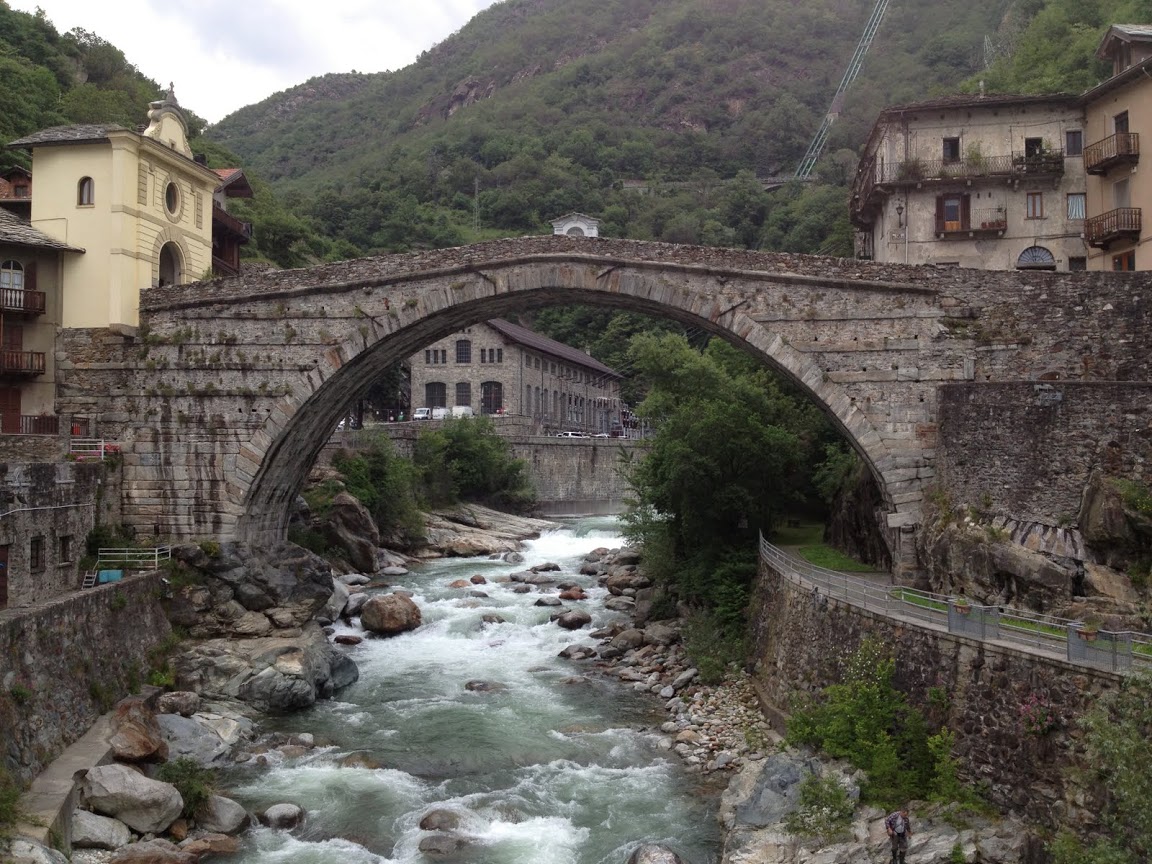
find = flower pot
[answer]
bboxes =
[1076,629,1098,642]
[955,603,971,615]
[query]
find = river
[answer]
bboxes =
[220,517,723,864]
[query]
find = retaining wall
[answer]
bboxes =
[0,572,170,785]
[748,553,1121,829]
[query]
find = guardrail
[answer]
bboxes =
[95,547,171,569]
[759,536,1150,673]
[69,439,119,460]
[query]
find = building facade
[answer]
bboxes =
[9,89,221,330]
[852,94,1088,271]
[1082,24,1152,270]
[408,319,623,433]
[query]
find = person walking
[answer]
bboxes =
[885,807,912,864]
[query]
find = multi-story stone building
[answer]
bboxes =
[408,319,623,433]
[1082,24,1152,270]
[851,93,1088,271]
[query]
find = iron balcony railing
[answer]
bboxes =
[0,287,45,315]
[935,207,1007,236]
[1085,207,1142,247]
[0,350,46,375]
[1084,132,1139,174]
[759,536,1152,673]
[0,415,90,436]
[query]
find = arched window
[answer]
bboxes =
[455,382,471,407]
[0,261,24,292]
[455,339,472,363]
[481,382,503,415]
[534,386,541,417]
[77,177,94,206]
[158,241,183,287]
[425,382,447,408]
[566,226,586,236]
[542,389,549,417]
[1016,246,1057,271]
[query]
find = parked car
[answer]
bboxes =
[432,407,452,420]
[593,432,611,438]
[413,408,432,420]
[451,406,475,418]
[555,431,588,438]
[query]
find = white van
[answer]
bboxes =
[413,408,432,420]
[432,407,452,420]
[451,406,475,418]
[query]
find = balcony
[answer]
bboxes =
[1085,132,1139,175]
[0,287,45,315]
[0,350,46,375]
[1085,207,1142,248]
[935,208,1008,239]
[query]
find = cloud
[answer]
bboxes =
[8,0,502,122]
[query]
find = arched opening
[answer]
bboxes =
[566,226,586,236]
[0,260,24,293]
[158,242,183,287]
[1016,245,1057,271]
[425,382,447,408]
[77,177,94,206]
[481,382,503,415]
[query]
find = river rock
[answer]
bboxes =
[605,572,652,594]
[109,697,168,763]
[610,629,646,651]
[526,573,558,585]
[604,596,636,612]
[556,609,592,630]
[470,574,487,584]
[532,562,562,572]
[614,549,643,566]
[262,802,305,829]
[81,764,183,834]
[323,579,351,621]
[320,492,380,573]
[535,597,563,607]
[465,680,506,692]
[340,573,371,586]
[156,691,200,717]
[719,752,820,830]
[643,622,679,646]
[502,550,525,564]
[71,809,133,850]
[361,594,422,636]
[334,634,363,645]
[339,752,381,769]
[559,588,587,600]
[626,844,685,864]
[196,794,250,834]
[511,584,532,594]
[448,579,471,588]
[480,614,508,626]
[418,833,467,855]
[178,834,240,857]
[344,591,370,617]
[108,839,196,864]
[671,668,698,690]
[5,839,68,864]
[157,714,231,765]
[419,809,461,831]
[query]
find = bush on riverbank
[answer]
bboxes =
[157,758,217,819]
[413,416,535,512]
[786,639,980,810]
[0,766,22,840]
[332,435,424,544]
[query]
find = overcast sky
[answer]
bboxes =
[10,0,502,124]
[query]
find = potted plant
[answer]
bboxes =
[953,596,973,615]
[1076,616,1102,641]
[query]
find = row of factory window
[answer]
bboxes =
[424,341,503,365]
[523,353,591,383]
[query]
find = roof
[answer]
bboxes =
[877,92,1079,117]
[550,212,600,226]
[1081,52,1152,103]
[486,319,621,378]
[8,124,119,148]
[1098,23,1152,58]
[0,208,83,252]
[212,168,254,198]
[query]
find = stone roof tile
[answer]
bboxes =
[8,124,119,148]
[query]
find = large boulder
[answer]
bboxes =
[71,809,133,850]
[156,714,230,765]
[81,763,183,834]
[1080,472,1152,569]
[556,609,592,630]
[109,697,168,763]
[322,578,352,621]
[360,594,422,636]
[321,492,381,573]
[261,802,305,829]
[626,845,685,864]
[4,839,68,864]
[196,794,250,835]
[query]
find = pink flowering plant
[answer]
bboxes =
[1019,692,1057,736]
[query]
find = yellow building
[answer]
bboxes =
[9,88,219,329]
[1082,24,1152,270]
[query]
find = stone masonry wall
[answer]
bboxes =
[748,555,1121,829]
[0,572,171,784]
[0,461,123,608]
[936,382,1152,524]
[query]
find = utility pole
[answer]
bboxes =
[473,177,480,234]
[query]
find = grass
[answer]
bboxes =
[771,521,824,546]
[891,588,948,612]
[797,545,877,572]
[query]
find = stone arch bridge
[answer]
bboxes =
[57,236,1150,571]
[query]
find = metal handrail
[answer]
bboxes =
[95,547,171,569]
[1084,131,1139,172]
[759,536,1150,672]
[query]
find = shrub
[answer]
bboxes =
[0,766,23,840]
[8,683,32,705]
[412,417,535,512]
[157,758,217,818]
[332,433,425,543]
[783,772,855,843]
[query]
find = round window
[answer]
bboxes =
[164,182,179,214]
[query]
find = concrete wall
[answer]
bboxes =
[0,572,170,784]
[935,382,1152,524]
[0,461,122,609]
[748,554,1121,828]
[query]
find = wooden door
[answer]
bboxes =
[0,387,18,434]
[0,544,8,610]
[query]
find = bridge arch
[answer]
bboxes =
[209,258,902,555]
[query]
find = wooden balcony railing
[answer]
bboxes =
[1085,132,1139,175]
[1085,207,1142,248]
[0,350,46,375]
[0,287,46,315]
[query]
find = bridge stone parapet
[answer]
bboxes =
[750,544,1120,830]
[53,237,1151,570]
